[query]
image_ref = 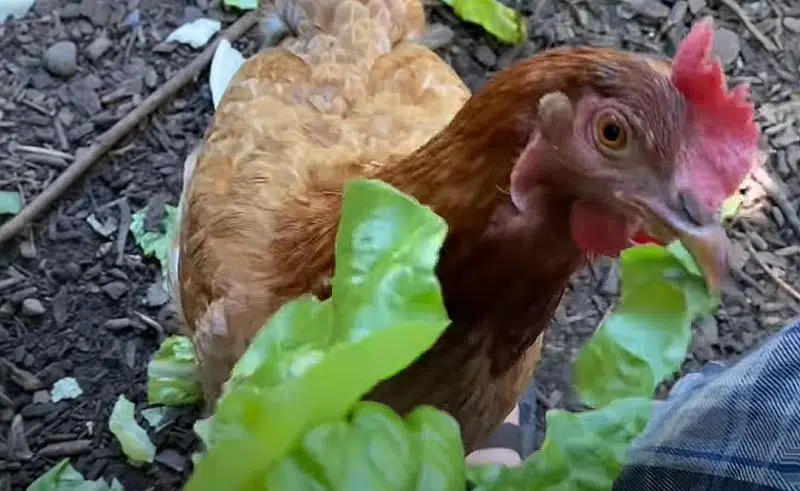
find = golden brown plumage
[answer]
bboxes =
[173,4,757,452]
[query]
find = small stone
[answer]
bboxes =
[2,359,44,391]
[86,35,113,61]
[155,448,187,472]
[712,28,740,66]
[145,282,170,307]
[417,23,454,51]
[771,206,785,227]
[104,318,134,331]
[32,390,50,404]
[784,17,800,34]
[666,1,687,26]
[9,414,33,461]
[600,262,620,295]
[21,298,45,317]
[620,0,670,19]
[772,129,800,148]
[787,144,800,173]
[0,302,14,316]
[475,45,497,68]
[59,3,82,19]
[687,0,706,14]
[43,41,78,78]
[38,439,93,457]
[143,66,158,89]
[18,241,36,259]
[182,6,204,23]
[102,281,129,300]
[695,316,719,347]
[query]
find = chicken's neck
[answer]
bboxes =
[370,59,595,376]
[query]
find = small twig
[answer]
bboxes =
[14,145,74,161]
[718,0,779,52]
[743,241,800,304]
[0,11,260,247]
[751,169,800,239]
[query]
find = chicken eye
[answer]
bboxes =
[596,117,627,151]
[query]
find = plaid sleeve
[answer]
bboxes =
[614,320,800,491]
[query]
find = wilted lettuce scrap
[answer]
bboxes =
[26,458,124,491]
[147,335,203,406]
[130,204,178,288]
[0,190,22,216]
[109,395,157,465]
[50,377,83,403]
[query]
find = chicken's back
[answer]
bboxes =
[175,0,470,401]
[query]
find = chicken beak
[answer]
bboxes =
[630,192,730,294]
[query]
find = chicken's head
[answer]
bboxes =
[509,18,761,291]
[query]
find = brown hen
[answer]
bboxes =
[172,0,760,452]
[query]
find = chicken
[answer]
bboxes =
[172,0,760,453]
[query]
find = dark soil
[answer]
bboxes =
[1,0,799,488]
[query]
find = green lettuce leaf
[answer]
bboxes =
[108,395,156,464]
[265,402,464,491]
[441,0,527,45]
[26,458,124,491]
[469,398,653,491]
[574,243,716,408]
[186,179,450,491]
[147,335,202,406]
[469,241,715,490]
[130,204,178,288]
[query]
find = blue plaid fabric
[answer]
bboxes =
[614,320,800,491]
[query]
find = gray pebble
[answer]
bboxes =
[86,35,112,61]
[687,0,706,14]
[102,281,129,300]
[32,390,51,404]
[21,298,46,317]
[620,0,670,19]
[475,45,497,68]
[712,28,740,67]
[784,17,800,34]
[43,41,78,78]
[156,448,187,472]
[18,241,36,259]
[144,67,158,89]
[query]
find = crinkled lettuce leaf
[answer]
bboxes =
[265,402,464,491]
[574,243,716,408]
[186,179,450,490]
[147,335,202,406]
[130,204,178,289]
[441,0,527,45]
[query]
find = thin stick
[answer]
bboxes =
[718,0,779,52]
[0,11,260,247]
[744,241,800,304]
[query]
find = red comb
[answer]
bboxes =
[671,18,761,210]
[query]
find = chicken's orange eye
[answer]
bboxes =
[596,118,627,150]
